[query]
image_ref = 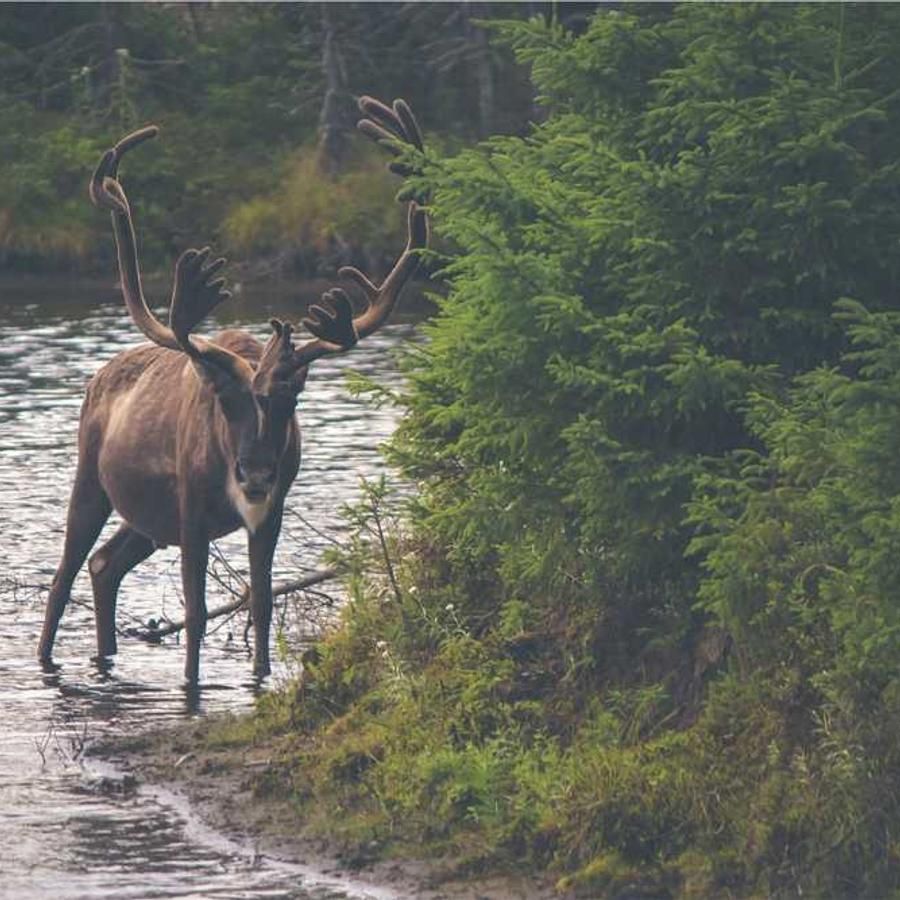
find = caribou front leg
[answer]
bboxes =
[180,522,209,684]
[247,506,283,678]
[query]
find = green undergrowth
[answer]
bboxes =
[0,112,413,275]
[223,478,900,897]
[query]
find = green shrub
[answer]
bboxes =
[236,6,900,895]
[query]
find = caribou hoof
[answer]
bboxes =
[253,658,272,680]
[39,655,61,674]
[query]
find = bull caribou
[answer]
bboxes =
[38,97,428,683]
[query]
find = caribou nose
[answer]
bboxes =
[236,461,277,502]
[242,481,270,503]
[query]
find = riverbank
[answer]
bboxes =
[89,716,561,900]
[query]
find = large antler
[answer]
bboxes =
[252,97,429,394]
[90,130,252,383]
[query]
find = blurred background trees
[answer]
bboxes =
[0,2,581,275]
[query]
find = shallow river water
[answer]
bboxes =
[0,278,417,899]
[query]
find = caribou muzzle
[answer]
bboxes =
[234,459,277,503]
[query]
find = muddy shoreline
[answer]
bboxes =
[86,717,560,900]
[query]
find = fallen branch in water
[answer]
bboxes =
[125,566,341,642]
[0,575,50,602]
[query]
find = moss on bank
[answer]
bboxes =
[202,491,900,899]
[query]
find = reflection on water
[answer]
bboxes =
[0,279,416,899]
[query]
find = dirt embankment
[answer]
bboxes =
[89,718,561,900]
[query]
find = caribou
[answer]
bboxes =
[37,97,428,683]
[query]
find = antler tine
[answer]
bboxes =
[357,94,425,153]
[344,94,429,331]
[89,125,159,213]
[90,127,249,383]
[339,201,429,340]
[285,199,428,372]
[392,99,424,151]
[168,245,248,380]
[89,125,182,351]
[255,96,429,382]
[302,288,358,348]
[169,247,230,350]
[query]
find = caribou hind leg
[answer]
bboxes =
[89,524,156,658]
[38,465,112,664]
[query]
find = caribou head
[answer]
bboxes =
[38,98,428,683]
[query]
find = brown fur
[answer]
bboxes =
[39,328,301,681]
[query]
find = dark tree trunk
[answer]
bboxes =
[463,2,495,139]
[316,2,348,178]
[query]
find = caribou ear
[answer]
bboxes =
[189,354,250,404]
[253,319,300,395]
[291,364,309,394]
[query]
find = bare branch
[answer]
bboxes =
[125,567,341,642]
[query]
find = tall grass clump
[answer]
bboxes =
[224,145,405,273]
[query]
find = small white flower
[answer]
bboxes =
[445,602,455,611]
[375,639,387,650]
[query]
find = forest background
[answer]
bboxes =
[9,3,900,898]
[0,1,554,277]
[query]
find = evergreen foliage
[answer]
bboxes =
[237,5,900,896]
[395,1,900,684]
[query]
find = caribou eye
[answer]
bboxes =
[234,460,246,483]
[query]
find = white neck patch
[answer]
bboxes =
[226,476,273,534]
